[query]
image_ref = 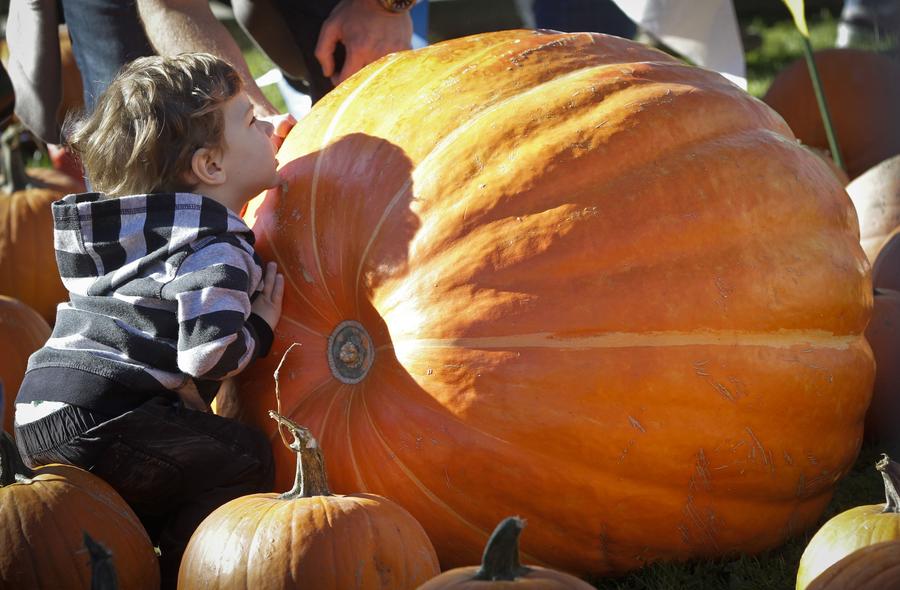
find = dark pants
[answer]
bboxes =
[15,397,274,590]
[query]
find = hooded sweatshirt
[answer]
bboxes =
[16,192,273,417]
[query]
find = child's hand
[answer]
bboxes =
[252,261,284,330]
[175,379,210,413]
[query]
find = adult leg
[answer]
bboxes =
[59,0,155,112]
[268,0,343,103]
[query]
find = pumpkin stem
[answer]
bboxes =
[876,454,900,513]
[0,125,33,193]
[268,410,331,499]
[84,532,119,590]
[0,431,34,486]
[472,517,532,581]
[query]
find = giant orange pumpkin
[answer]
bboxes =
[238,30,874,575]
[763,48,900,180]
[0,127,83,323]
[0,295,51,434]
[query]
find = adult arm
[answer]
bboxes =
[136,0,279,116]
[317,0,413,84]
[7,0,63,143]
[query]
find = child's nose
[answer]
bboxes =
[260,120,274,137]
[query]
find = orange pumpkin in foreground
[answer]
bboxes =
[0,432,159,589]
[796,455,900,590]
[239,30,873,575]
[417,517,594,589]
[0,127,84,323]
[763,48,900,180]
[178,411,440,589]
[0,295,50,434]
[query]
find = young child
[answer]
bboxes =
[14,53,287,588]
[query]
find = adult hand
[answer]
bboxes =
[258,112,296,150]
[316,0,413,86]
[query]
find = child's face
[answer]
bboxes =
[219,92,281,202]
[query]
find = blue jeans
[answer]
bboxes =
[60,0,155,112]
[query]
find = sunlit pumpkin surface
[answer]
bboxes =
[239,30,874,575]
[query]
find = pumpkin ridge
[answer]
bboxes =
[352,384,564,566]
[392,124,794,296]
[388,330,861,350]
[309,58,402,318]
[281,314,325,337]
[270,376,341,443]
[245,496,288,587]
[261,219,335,327]
[35,481,92,587]
[344,382,369,490]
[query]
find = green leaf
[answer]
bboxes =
[782,0,810,38]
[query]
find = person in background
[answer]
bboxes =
[6,0,416,146]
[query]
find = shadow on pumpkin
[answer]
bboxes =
[239,133,520,569]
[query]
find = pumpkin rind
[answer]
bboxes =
[239,30,874,575]
[0,132,84,323]
[806,540,900,590]
[763,48,900,180]
[0,295,51,433]
[177,412,440,590]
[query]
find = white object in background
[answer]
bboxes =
[614,0,747,89]
[255,68,313,119]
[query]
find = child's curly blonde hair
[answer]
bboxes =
[66,53,243,196]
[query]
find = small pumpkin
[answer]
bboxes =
[806,540,900,590]
[177,411,440,589]
[847,154,900,265]
[417,517,594,589]
[796,455,900,590]
[0,432,159,589]
[763,48,900,180]
[863,290,900,455]
[0,125,83,323]
[0,295,51,434]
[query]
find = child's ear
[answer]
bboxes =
[189,146,226,186]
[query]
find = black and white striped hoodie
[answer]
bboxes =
[17,192,273,415]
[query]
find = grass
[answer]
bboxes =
[743,9,840,97]
[587,444,887,590]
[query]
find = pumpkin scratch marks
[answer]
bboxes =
[627,416,645,433]
[745,427,775,474]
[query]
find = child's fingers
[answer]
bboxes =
[272,273,285,306]
[262,262,277,296]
